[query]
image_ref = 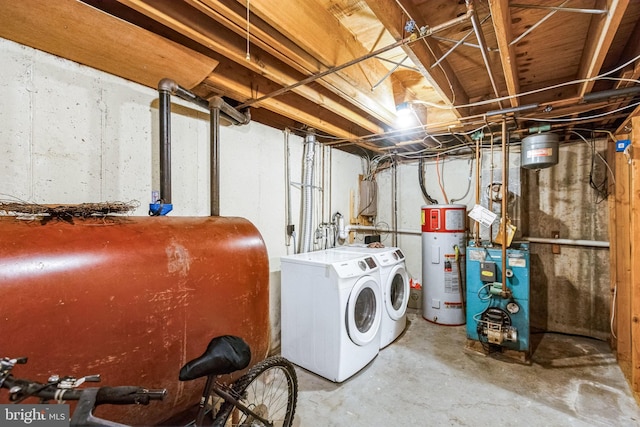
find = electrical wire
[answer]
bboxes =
[611,283,617,340]
[435,153,449,204]
[568,130,613,203]
[450,158,474,203]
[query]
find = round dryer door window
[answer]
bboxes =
[386,265,410,320]
[347,276,382,346]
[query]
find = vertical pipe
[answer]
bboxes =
[284,129,293,246]
[159,89,172,204]
[210,105,221,216]
[468,0,503,108]
[501,119,508,293]
[474,137,481,245]
[299,129,316,253]
[392,157,398,247]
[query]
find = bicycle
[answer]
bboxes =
[0,335,298,427]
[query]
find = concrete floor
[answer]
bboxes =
[292,309,640,426]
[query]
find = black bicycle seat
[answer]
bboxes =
[179,335,251,381]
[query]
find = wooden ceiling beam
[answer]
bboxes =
[489,0,520,107]
[236,0,398,124]
[364,0,469,116]
[116,0,385,135]
[577,0,630,97]
[0,0,216,90]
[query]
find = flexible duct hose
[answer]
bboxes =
[299,130,317,253]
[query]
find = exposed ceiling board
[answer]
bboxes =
[0,0,217,90]
[2,0,638,154]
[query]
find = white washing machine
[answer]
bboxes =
[331,245,409,348]
[280,249,382,382]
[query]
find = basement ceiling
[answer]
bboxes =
[1,0,639,155]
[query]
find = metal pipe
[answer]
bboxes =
[468,0,502,108]
[373,56,408,91]
[582,86,640,103]
[474,137,481,245]
[209,96,251,125]
[346,225,421,236]
[523,237,610,248]
[500,119,507,294]
[154,78,250,218]
[510,0,570,46]
[237,6,473,109]
[392,157,398,247]
[158,86,172,205]
[284,129,293,246]
[210,104,220,216]
[432,14,492,69]
[485,103,539,117]
[509,4,607,14]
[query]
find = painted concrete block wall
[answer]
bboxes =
[523,141,610,340]
[0,38,363,351]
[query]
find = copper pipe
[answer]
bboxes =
[474,137,481,245]
[501,119,508,294]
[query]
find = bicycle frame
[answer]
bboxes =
[192,374,273,427]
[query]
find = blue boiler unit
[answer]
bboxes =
[466,242,530,357]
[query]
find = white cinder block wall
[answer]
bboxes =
[0,38,364,351]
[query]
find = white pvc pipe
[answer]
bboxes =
[523,236,609,248]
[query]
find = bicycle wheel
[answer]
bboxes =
[214,356,297,427]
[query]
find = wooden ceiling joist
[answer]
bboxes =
[364,0,470,115]
[116,0,387,134]
[489,0,520,108]
[0,0,217,90]
[236,0,398,124]
[577,0,630,97]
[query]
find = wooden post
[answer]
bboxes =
[631,116,640,393]
[613,131,632,376]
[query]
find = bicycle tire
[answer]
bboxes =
[213,356,297,427]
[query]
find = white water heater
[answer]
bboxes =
[422,204,467,325]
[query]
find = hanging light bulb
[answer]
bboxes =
[396,101,412,116]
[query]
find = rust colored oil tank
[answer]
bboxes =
[0,216,269,425]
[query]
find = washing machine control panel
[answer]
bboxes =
[364,257,377,269]
[334,257,378,277]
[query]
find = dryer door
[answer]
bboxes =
[385,265,410,320]
[346,275,382,346]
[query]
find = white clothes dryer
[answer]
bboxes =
[330,245,409,348]
[280,249,382,382]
